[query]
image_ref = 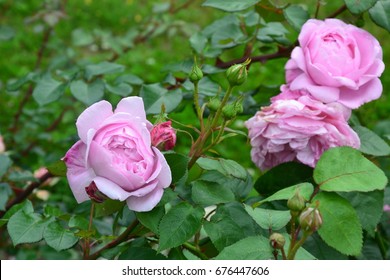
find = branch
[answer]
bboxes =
[327,4,347,18]
[170,0,194,14]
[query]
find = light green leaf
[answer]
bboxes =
[68,215,90,230]
[314,147,388,192]
[136,206,165,234]
[32,74,67,106]
[345,0,377,14]
[315,192,363,256]
[369,0,390,32]
[47,160,66,177]
[190,32,208,53]
[158,202,204,251]
[115,74,144,85]
[0,25,15,41]
[0,154,12,179]
[202,0,261,12]
[283,4,309,31]
[7,210,47,245]
[192,180,235,207]
[0,183,12,211]
[197,157,247,180]
[94,200,125,218]
[6,72,37,91]
[244,205,291,230]
[354,125,390,156]
[106,82,133,97]
[164,153,189,184]
[70,79,105,105]
[44,221,79,251]
[215,236,273,260]
[140,84,182,114]
[257,183,314,206]
[85,61,125,80]
[257,22,290,45]
[72,28,94,46]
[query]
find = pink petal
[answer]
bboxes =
[63,141,96,203]
[94,176,131,201]
[126,187,164,212]
[128,180,159,197]
[152,147,172,189]
[76,101,113,143]
[338,78,383,109]
[114,96,147,122]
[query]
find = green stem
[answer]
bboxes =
[183,242,208,260]
[287,231,310,260]
[288,213,297,255]
[375,228,387,260]
[83,203,95,259]
[193,81,204,130]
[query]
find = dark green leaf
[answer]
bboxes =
[119,247,167,260]
[192,180,235,207]
[85,61,125,80]
[7,210,47,245]
[0,154,12,178]
[44,221,79,251]
[136,206,165,234]
[369,0,390,32]
[6,72,37,91]
[283,4,309,31]
[68,215,90,230]
[32,74,67,106]
[314,147,388,192]
[164,153,189,184]
[106,83,133,97]
[303,234,348,260]
[8,170,35,182]
[215,236,273,260]
[115,74,144,85]
[315,192,363,256]
[244,205,291,230]
[202,0,261,12]
[345,0,377,14]
[254,162,313,196]
[140,84,182,114]
[354,125,390,156]
[197,158,246,180]
[257,183,314,206]
[257,22,290,45]
[47,160,67,177]
[158,202,204,251]
[94,200,125,218]
[0,183,12,211]
[70,79,105,105]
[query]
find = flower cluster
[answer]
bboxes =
[246,19,384,171]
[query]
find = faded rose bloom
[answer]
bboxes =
[0,135,5,153]
[285,18,384,109]
[63,97,172,212]
[245,87,360,170]
[151,121,176,151]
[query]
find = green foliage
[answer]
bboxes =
[46,160,67,177]
[70,79,105,106]
[283,5,310,31]
[43,221,79,251]
[140,84,182,114]
[0,183,12,211]
[0,154,12,178]
[136,206,165,234]
[257,183,314,205]
[245,205,291,231]
[192,180,235,207]
[354,125,390,156]
[84,62,125,81]
[345,0,377,14]
[215,236,273,260]
[164,153,189,184]
[314,147,388,192]
[202,0,261,12]
[32,74,67,106]
[369,0,390,32]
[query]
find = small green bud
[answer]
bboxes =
[226,58,250,87]
[222,103,237,120]
[269,233,286,249]
[234,101,244,115]
[189,63,203,83]
[207,97,221,112]
[287,189,306,213]
[299,207,323,232]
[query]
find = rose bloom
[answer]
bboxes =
[63,97,172,212]
[245,87,360,170]
[0,135,5,153]
[285,18,384,109]
[151,121,176,151]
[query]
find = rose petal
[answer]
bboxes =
[76,101,113,143]
[152,147,172,189]
[338,78,383,109]
[94,176,131,201]
[126,187,164,212]
[115,96,147,122]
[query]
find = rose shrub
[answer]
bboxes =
[246,86,360,170]
[285,18,385,109]
[63,96,172,212]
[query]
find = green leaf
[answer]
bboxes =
[303,234,348,260]
[0,200,34,228]
[197,158,246,180]
[68,215,90,230]
[254,162,313,196]
[192,180,235,207]
[72,28,94,46]
[314,147,388,192]
[158,202,204,251]
[315,192,363,256]
[244,205,291,230]
[164,153,189,184]
[115,74,144,85]
[85,61,125,80]
[140,84,182,114]
[32,74,67,106]
[345,0,377,14]
[369,0,390,32]
[119,247,167,260]
[70,79,105,105]
[44,221,79,251]
[47,160,67,177]
[340,191,384,237]
[204,202,259,251]
[0,183,12,211]
[257,22,290,45]
[190,32,208,54]
[106,83,133,97]
[0,154,12,178]
[6,72,37,91]
[0,25,15,41]
[7,210,47,245]
[215,236,273,260]
[136,206,165,234]
[94,200,125,218]
[283,4,309,31]
[202,0,261,12]
[257,183,314,205]
[354,125,390,156]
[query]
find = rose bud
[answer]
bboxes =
[287,189,306,213]
[151,121,176,151]
[269,232,286,249]
[189,63,203,83]
[226,58,250,87]
[299,207,323,232]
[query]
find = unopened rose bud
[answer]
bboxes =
[234,101,244,115]
[226,58,250,87]
[222,103,237,120]
[269,232,285,249]
[287,189,306,213]
[151,121,176,151]
[207,97,221,112]
[85,181,108,203]
[0,135,5,153]
[299,207,323,232]
[189,63,203,83]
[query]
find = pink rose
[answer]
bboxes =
[0,135,5,153]
[245,87,360,170]
[285,18,384,109]
[151,121,176,151]
[63,97,172,212]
